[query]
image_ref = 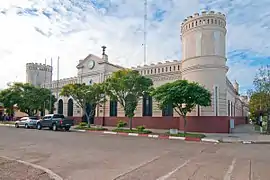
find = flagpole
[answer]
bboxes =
[49,57,53,113]
[56,56,60,100]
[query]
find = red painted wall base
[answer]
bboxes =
[70,116,247,133]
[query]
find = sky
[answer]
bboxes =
[0,0,269,94]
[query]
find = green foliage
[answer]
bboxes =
[136,125,145,132]
[253,65,270,94]
[166,132,206,138]
[249,65,270,132]
[112,128,152,134]
[249,92,270,117]
[116,120,127,128]
[151,80,211,132]
[60,83,105,127]
[105,69,153,129]
[0,82,56,116]
[78,122,87,127]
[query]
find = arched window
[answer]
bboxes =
[110,100,117,117]
[67,99,74,117]
[162,103,173,116]
[142,94,152,116]
[57,99,63,114]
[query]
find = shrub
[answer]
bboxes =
[136,125,145,132]
[117,120,127,128]
[79,122,87,127]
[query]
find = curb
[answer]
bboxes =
[0,156,63,180]
[71,129,216,143]
[0,124,14,127]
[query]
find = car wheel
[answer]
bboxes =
[52,124,57,131]
[65,127,70,131]
[25,124,29,129]
[37,123,42,130]
[15,123,19,128]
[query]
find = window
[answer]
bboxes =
[197,105,200,116]
[173,66,176,71]
[228,100,231,116]
[178,65,180,70]
[165,67,168,72]
[67,99,74,116]
[142,94,152,116]
[110,100,117,117]
[57,99,63,114]
[158,68,160,73]
[162,103,173,116]
[169,66,171,71]
[214,86,219,116]
[53,114,65,118]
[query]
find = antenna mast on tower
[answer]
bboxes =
[143,0,147,65]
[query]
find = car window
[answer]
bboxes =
[53,114,64,118]
[29,117,38,120]
[42,116,51,120]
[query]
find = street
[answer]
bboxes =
[0,127,269,180]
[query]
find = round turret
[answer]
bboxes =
[26,62,53,87]
[180,11,228,116]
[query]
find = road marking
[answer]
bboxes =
[223,158,236,180]
[113,154,163,180]
[156,159,191,180]
[168,136,185,140]
[0,156,63,180]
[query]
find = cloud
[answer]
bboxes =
[0,0,269,95]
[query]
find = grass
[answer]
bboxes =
[166,132,206,139]
[74,126,108,131]
[112,128,152,134]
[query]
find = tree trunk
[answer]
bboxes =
[183,115,187,134]
[129,117,132,130]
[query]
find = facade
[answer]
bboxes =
[26,11,249,133]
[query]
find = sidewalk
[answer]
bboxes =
[0,157,52,180]
[88,124,270,144]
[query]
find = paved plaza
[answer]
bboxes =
[0,126,270,180]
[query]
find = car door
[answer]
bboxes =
[19,117,27,126]
[43,115,52,127]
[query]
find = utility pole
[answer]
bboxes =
[49,58,53,114]
[143,0,147,65]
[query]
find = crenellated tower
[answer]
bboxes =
[181,11,228,116]
[26,63,52,87]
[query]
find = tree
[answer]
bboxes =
[249,92,270,118]
[105,69,153,130]
[249,65,270,131]
[151,80,211,133]
[0,82,56,116]
[60,83,105,128]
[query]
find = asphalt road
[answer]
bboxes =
[0,127,270,180]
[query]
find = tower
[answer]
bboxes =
[180,11,228,116]
[26,63,52,87]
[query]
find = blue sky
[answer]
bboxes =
[0,0,269,94]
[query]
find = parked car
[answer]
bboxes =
[15,116,39,129]
[36,114,74,131]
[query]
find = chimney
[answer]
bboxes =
[233,80,239,94]
[101,46,108,62]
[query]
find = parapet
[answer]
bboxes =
[181,11,226,34]
[26,62,52,72]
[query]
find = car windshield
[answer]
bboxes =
[29,117,38,120]
[54,114,65,118]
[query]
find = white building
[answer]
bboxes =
[26,11,249,133]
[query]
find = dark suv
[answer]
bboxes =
[36,114,74,131]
